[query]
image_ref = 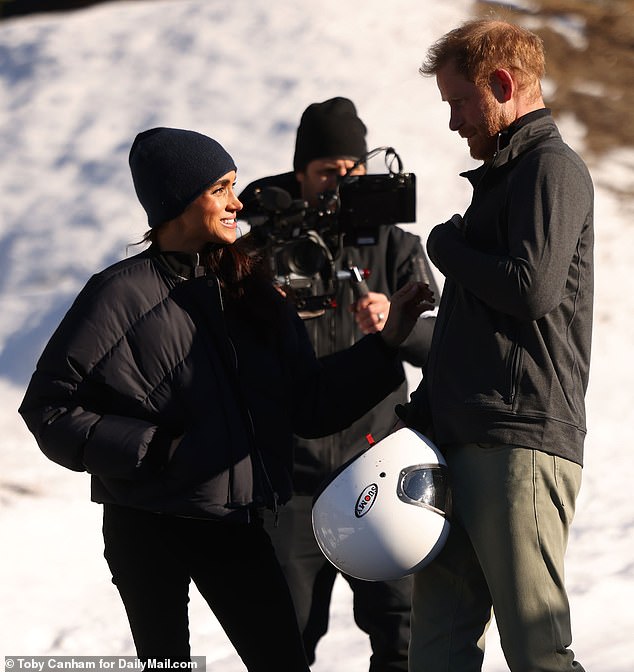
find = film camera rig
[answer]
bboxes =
[241,147,416,316]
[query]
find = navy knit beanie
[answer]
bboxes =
[129,127,237,228]
[293,97,367,172]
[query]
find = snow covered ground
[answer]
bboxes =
[1,1,633,669]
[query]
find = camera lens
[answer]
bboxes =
[279,239,331,276]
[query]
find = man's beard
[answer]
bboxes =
[469,93,513,161]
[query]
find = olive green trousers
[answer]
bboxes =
[409,444,585,672]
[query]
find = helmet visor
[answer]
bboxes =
[398,464,451,517]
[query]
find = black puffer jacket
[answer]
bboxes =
[239,173,438,493]
[19,247,405,521]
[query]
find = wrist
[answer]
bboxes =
[377,328,400,350]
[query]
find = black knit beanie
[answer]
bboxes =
[129,127,237,228]
[293,97,367,172]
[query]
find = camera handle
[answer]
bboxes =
[349,265,369,300]
[344,249,369,300]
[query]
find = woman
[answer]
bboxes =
[18,127,433,671]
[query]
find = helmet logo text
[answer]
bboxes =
[355,483,378,518]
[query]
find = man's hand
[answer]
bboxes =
[351,291,392,334]
[378,281,435,349]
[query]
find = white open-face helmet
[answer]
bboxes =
[311,427,451,581]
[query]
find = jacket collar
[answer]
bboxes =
[461,109,559,186]
[497,108,552,153]
[150,244,217,280]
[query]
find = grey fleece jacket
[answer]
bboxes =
[400,110,594,466]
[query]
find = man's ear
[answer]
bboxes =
[490,68,514,103]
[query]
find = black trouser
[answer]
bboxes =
[264,495,412,672]
[102,503,310,672]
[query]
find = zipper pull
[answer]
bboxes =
[194,252,205,277]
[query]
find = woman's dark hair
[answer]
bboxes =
[201,238,261,299]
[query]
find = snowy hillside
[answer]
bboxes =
[1,1,633,669]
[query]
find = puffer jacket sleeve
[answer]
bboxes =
[19,374,159,478]
[287,304,405,438]
[18,270,164,479]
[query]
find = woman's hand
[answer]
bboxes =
[378,281,435,349]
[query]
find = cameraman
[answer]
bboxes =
[239,97,438,672]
